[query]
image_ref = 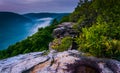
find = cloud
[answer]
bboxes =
[0,0,53,5]
[17,0,53,4]
[0,0,79,13]
[0,0,4,5]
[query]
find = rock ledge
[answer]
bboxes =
[0,50,120,73]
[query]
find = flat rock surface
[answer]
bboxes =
[0,50,120,73]
[0,52,49,73]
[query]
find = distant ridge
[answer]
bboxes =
[23,13,70,20]
[0,12,69,50]
[0,12,32,26]
[0,12,33,50]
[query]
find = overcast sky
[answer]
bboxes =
[0,0,79,14]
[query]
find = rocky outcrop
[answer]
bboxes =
[0,50,120,73]
[51,22,78,50]
[53,22,78,38]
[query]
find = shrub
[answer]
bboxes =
[104,40,120,59]
[52,37,73,52]
[76,19,120,59]
[60,15,70,23]
[73,15,85,32]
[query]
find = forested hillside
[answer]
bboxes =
[0,19,59,59]
[53,0,120,60]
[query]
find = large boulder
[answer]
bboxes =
[0,50,120,73]
[53,22,77,38]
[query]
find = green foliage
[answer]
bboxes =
[104,40,120,59]
[76,17,120,59]
[60,15,70,23]
[70,0,96,23]
[68,0,120,60]
[0,19,59,60]
[52,37,73,52]
[76,21,107,56]
[73,15,85,32]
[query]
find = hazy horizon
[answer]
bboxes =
[0,12,68,50]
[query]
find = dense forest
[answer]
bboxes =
[73,0,120,60]
[0,0,120,60]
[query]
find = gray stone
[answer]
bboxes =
[0,52,49,73]
[0,50,120,73]
[52,22,77,38]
